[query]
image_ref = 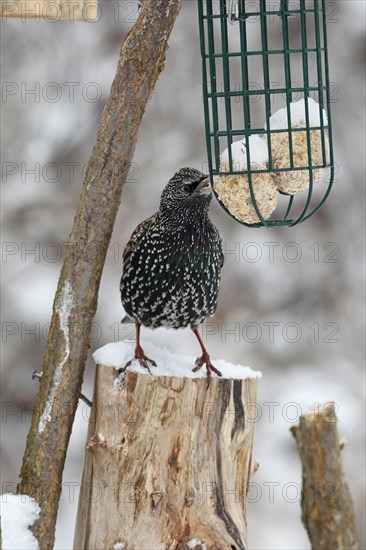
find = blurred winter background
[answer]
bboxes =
[1,1,365,548]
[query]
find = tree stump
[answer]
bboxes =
[291,403,359,550]
[73,342,261,550]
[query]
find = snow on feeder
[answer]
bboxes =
[267,98,330,195]
[198,0,335,227]
[214,134,277,224]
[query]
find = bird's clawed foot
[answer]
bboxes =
[123,345,157,375]
[192,352,222,386]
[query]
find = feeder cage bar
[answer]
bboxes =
[198,0,335,227]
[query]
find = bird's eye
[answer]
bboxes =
[183,184,192,193]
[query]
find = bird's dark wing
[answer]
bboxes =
[122,213,158,273]
[213,224,224,268]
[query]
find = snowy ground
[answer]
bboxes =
[1,1,365,549]
[1,494,40,550]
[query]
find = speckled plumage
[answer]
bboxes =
[120,168,223,331]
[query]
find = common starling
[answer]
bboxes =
[120,167,224,383]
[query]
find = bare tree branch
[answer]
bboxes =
[17,2,182,547]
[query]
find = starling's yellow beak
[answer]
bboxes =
[195,175,212,195]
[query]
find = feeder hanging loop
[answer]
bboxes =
[228,0,239,24]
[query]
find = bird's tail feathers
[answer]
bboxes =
[121,314,135,324]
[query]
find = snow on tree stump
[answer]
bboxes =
[73,341,261,550]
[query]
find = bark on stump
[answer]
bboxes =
[291,403,359,550]
[74,364,259,550]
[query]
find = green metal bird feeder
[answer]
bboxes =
[198,0,335,227]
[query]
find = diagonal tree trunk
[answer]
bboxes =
[17,2,182,547]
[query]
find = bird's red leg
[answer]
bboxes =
[123,322,157,374]
[191,326,222,385]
